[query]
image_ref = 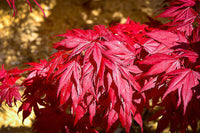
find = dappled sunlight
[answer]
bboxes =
[0,0,56,69]
[0,101,35,127]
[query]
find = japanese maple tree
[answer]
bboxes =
[1,0,200,133]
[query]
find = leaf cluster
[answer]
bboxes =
[1,0,200,133]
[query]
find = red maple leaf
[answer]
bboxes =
[139,53,181,76]
[26,59,49,79]
[0,65,23,107]
[0,76,21,107]
[157,0,197,36]
[162,68,200,114]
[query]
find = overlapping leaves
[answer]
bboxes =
[157,0,199,36]
[53,24,144,132]
[1,0,200,132]
[17,15,200,132]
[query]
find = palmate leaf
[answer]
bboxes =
[157,0,197,36]
[0,76,21,107]
[0,65,23,107]
[163,68,200,114]
[146,30,186,47]
[142,39,173,54]
[139,48,199,76]
[26,59,49,79]
[139,53,181,76]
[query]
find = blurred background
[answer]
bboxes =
[0,0,164,132]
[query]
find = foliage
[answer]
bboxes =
[1,0,200,132]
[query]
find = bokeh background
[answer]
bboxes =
[0,0,165,132]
